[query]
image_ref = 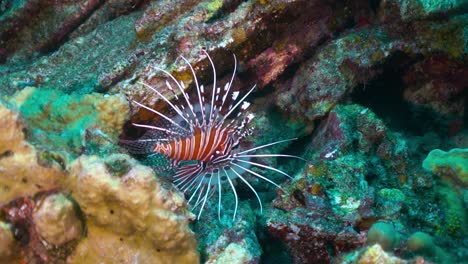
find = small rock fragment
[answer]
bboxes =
[32,193,83,246]
[0,221,17,260]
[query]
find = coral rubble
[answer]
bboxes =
[32,193,83,247]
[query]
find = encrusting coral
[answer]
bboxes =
[66,154,198,263]
[423,148,467,186]
[0,100,199,263]
[0,102,65,204]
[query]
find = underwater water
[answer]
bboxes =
[0,0,466,263]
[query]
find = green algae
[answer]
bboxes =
[18,88,94,154]
[10,87,128,156]
[437,185,467,237]
[377,188,406,219]
[104,156,132,178]
[395,0,468,21]
[418,0,464,13]
[37,150,67,170]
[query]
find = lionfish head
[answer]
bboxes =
[121,50,304,221]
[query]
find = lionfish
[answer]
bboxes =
[122,50,303,220]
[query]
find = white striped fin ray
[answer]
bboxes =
[217,84,257,136]
[148,51,253,133]
[139,81,193,132]
[151,65,199,126]
[184,51,251,129]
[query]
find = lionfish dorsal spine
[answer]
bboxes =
[140,81,191,130]
[204,49,218,126]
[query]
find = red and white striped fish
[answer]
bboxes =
[122,50,304,220]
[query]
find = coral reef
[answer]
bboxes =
[403,55,467,116]
[0,102,198,263]
[0,0,466,262]
[263,103,465,263]
[201,204,262,264]
[266,206,366,263]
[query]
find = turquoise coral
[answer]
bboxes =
[423,148,468,186]
[366,222,400,251]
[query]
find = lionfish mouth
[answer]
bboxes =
[121,50,305,220]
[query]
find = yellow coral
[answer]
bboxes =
[0,102,199,262]
[0,221,18,262]
[359,244,404,264]
[0,103,64,203]
[66,154,198,263]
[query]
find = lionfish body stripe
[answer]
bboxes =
[153,127,233,162]
[122,50,303,220]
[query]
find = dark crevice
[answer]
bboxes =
[257,225,292,264]
[349,51,458,137]
[369,0,381,13]
[0,150,14,159]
